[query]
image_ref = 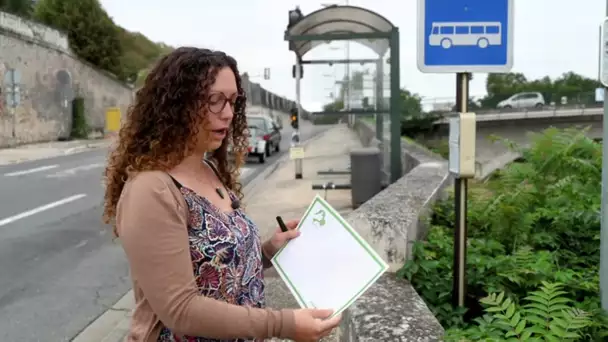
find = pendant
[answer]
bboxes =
[215,187,225,199]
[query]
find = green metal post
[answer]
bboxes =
[389,28,402,183]
[375,58,384,143]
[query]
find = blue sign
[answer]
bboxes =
[417,0,514,73]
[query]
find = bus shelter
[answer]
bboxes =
[285,5,402,183]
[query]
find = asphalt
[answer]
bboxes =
[0,119,325,342]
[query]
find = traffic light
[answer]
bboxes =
[290,108,299,129]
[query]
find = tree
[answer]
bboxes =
[117,27,173,84]
[400,89,423,118]
[0,0,33,17]
[479,71,600,108]
[34,0,125,80]
[323,99,344,112]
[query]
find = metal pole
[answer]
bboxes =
[452,72,469,308]
[344,0,352,126]
[375,59,384,142]
[600,25,603,82]
[375,59,385,184]
[389,28,402,183]
[11,107,16,138]
[601,0,608,312]
[10,70,16,138]
[295,59,303,179]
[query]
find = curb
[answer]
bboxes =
[71,290,134,342]
[73,126,334,341]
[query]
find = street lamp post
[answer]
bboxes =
[321,1,351,124]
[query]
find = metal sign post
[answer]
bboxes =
[3,68,21,138]
[599,12,608,311]
[294,59,303,179]
[418,0,514,307]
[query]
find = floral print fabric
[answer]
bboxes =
[158,186,265,342]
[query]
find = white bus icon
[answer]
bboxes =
[429,21,502,49]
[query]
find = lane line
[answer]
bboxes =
[45,163,105,178]
[0,194,87,227]
[3,164,59,177]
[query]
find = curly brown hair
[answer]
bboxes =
[102,47,248,234]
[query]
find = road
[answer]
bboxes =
[0,120,325,342]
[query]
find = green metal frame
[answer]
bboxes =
[285,14,402,183]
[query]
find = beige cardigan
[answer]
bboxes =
[116,171,295,341]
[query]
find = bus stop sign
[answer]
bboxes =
[417,0,514,73]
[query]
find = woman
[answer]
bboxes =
[102,47,341,342]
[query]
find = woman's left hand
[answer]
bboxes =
[264,219,300,258]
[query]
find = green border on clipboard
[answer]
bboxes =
[271,195,389,317]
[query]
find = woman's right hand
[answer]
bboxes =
[291,308,342,341]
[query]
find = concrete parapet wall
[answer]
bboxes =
[340,274,444,342]
[337,119,447,341]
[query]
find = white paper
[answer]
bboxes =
[271,195,389,317]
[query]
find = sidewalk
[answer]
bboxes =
[74,124,362,342]
[0,138,112,165]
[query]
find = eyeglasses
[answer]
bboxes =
[208,92,245,114]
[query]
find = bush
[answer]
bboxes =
[446,282,594,341]
[312,113,345,125]
[70,97,88,139]
[398,127,608,341]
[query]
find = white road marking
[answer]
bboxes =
[0,194,87,227]
[4,164,59,177]
[46,163,105,178]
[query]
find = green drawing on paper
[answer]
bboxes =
[312,209,326,227]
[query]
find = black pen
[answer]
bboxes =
[276,216,288,232]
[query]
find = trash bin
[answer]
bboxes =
[350,147,382,208]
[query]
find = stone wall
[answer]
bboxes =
[0,11,133,147]
[338,119,449,341]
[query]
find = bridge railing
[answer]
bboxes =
[435,104,603,123]
[241,73,310,119]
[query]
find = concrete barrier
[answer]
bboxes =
[334,119,447,341]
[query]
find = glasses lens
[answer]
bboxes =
[208,93,227,114]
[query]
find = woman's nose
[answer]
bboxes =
[219,101,234,121]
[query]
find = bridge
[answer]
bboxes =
[430,105,603,178]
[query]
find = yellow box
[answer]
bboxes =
[105,107,121,133]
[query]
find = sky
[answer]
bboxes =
[99,0,608,111]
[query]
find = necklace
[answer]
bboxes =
[201,159,226,200]
[215,187,225,199]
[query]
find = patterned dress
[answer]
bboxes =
[158,179,265,342]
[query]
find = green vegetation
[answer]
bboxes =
[480,72,601,109]
[70,96,87,138]
[398,127,608,341]
[322,70,602,157]
[2,0,172,84]
[322,70,600,122]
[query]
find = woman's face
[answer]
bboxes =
[198,67,239,152]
